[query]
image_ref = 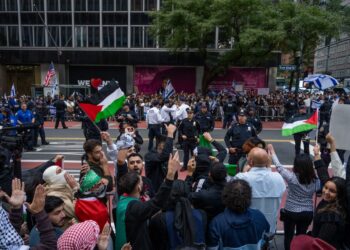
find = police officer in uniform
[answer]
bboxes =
[284,96,298,120]
[225,109,257,165]
[247,107,262,134]
[292,105,311,155]
[16,103,35,151]
[195,103,215,134]
[222,96,237,129]
[33,100,49,146]
[53,94,68,129]
[146,100,164,151]
[178,108,200,171]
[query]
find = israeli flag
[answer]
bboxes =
[304,74,339,90]
[163,79,175,99]
[10,83,16,97]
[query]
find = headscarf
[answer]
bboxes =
[57,220,100,250]
[43,165,67,186]
[80,170,106,197]
[0,207,24,249]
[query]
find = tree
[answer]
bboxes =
[150,0,343,93]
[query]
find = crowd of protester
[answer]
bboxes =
[0,87,350,249]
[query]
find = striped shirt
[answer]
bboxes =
[272,154,321,213]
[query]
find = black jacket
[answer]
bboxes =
[194,111,215,133]
[53,100,66,114]
[224,123,256,150]
[178,118,200,140]
[189,181,226,221]
[126,179,173,250]
[145,137,174,192]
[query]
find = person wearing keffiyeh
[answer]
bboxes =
[0,207,24,250]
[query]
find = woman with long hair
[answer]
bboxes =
[312,144,347,249]
[268,144,320,250]
[149,180,206,250]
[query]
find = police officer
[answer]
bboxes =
[53,94,68,129]
[247,107,262,134]
[178,108,200,171]
[319,97,332,129]
[33,100,49,146]
[284,96,298,120]
[293,105,311,155]
[222,96,237,129]
[146,100,164,151]
[224,109,257,165]
[16,102,35,151]
[195,103,215,134]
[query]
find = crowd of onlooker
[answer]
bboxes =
[2,88,349,123]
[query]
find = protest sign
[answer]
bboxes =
[330,104,350,150]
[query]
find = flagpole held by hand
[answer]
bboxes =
[315,108,319,145]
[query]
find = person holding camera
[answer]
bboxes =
[117,103,139,128]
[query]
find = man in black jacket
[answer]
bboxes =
[144,123,177,192]
[53,95,68,129]
[189,162,227,222]
[116,152,181,250]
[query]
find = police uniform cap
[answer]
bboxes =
[238,109,247,116]
[186,108,194,113]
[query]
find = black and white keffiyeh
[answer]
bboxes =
[0,206,24,250]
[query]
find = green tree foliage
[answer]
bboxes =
[150,0,343,92]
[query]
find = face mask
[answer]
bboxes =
[43,166,67,185]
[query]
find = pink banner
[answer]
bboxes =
[134,66,196,94]
[208,67,267,92]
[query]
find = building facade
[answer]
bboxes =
[0,0,279,96]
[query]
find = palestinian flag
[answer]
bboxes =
[282,111,318,136]
[78,80,125,123]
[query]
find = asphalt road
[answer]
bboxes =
[22,126,317,165]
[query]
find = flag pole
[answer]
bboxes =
[315,108,319,145]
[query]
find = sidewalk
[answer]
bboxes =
[44,120,284,130]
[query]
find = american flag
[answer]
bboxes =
[43,62,56,87]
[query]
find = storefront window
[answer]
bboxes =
[116,26,127,47]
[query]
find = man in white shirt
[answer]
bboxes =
[175,96,190,122]
[233,147,286,233]
[146,100,164,151]
[160,100,177,134]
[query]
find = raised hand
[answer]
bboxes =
[25,184,46,214]
[0,178,26,209]
[64,172,79,190]
[97,223,111,250]
[167,151,182,180]
[203,132,213,142]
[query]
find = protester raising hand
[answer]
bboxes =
[25,184,46,214]
[97,223,112,250]
[0,178,25,209]
[167,151,182,180]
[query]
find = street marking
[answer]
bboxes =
[289,141,315,156]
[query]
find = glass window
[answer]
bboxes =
[21,0,31,11]
[22,26,33,46]
[61,26,72,47]
[131,0,142,11]
[103,0,114,11]
[115,0,127,11]
[48,26,59,47]
[75,0,86,11]
[33,0,44,11]
[75,26,87,47]
[0,0,5,11]
[60,0,71,11]
[6,0,17,11]
[116,26,127,47]
[144,26,155,48]
[88,0,99,11]
[131,26,142,47]
[47,0,58,11]
[103,26,114,47]
[88,26,99,47]
[145,0,156,11]
[33,26,45,46]
[8,26,18,46]
[0,26,7,46]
